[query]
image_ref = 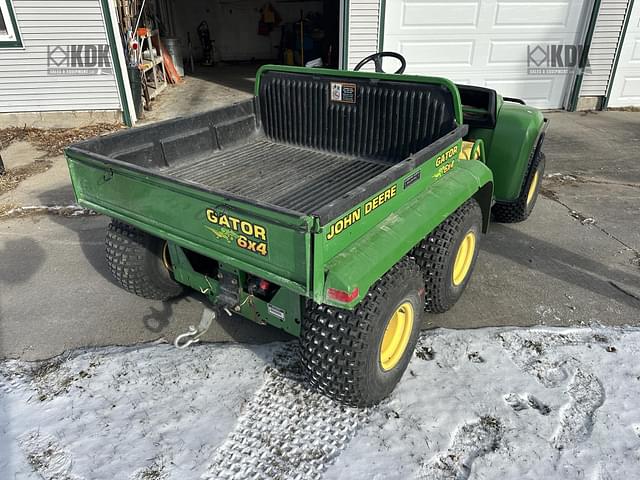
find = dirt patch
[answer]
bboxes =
[0,123,121,156]
[0,160,52,195]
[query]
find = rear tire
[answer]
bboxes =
[492,148,546,223]
[411,199,483,313]
[300,258,424,407]
[105,220,183,300]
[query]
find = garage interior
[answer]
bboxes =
[114,0,340,122]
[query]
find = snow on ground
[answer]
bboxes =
[1,326,639,480]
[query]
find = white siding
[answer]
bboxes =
[0,0,121,113]
[346,0,381,70]
[581,0,631,96]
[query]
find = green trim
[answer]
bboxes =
[255,64,464,124]
[100,0,132,127]
[341,0,350,69]
[604,0,635,108]
[0,0,23,48]
[378,0,386,52]
[568,0,602,111]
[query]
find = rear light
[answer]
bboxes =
[327,287,359,303]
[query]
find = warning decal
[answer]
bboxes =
[330,82,357,104]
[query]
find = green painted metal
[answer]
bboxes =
[66,151,313,295]
[318,140,463,266]
[378,0,386,52]
[255,65,464,125]
[474,101,545,202]
[321,160,493,309]
[0,0,22,48]
[605,0,635,108]
[568,0,602,112]
[341,0,350,69]
[65,66,551,339]
[100,0,133,127]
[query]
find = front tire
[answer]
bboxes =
[492,148,546,223]
[300,258,424,407]
[411,199,483,313]
[105,220,184,300]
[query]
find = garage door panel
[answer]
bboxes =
[609,0,640,106]
[494,1,572,28]
[488,38,566,66]
[484,77,558,104]
[384,0,588,108]
[397,41,475,67]
[401,0,480,28]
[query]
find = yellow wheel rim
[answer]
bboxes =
[452,232,476,286]
[161,242,173,271]
[380,302,415,371]
[527,170,540,206]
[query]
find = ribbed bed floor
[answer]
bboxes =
[162,138,391,213]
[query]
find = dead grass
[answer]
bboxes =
[0,160,52,195]
[0,123,122,156]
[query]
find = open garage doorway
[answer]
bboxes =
[114,0,341,123]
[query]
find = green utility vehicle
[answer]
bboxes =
[66,53,547,406]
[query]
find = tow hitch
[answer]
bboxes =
[174,309,217,349]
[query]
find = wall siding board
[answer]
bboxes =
[347,0,381,70]
[0,0,121,113]
[581,0,631,96]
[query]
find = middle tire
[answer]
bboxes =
[300,257,425,407]
[411,198,483,313]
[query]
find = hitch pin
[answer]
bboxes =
[174,309,216,349]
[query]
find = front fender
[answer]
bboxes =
[487,102,545,202]
[322,160,493,309]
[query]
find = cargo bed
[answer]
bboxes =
[160,136,390,214]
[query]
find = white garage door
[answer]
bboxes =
[608,0,640,106]
[383,0,589,108]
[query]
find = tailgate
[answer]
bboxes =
[66,150,314,295]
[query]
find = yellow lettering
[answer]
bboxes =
[254,225,267,241]
[206,209,218,224]
[240,221,253,236]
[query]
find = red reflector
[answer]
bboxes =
[327,287,359,303]
[259,279,270,290]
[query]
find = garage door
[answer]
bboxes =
[608,0,640,106]
[382,0,589,108]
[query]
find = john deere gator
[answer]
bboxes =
[65,53,547,406]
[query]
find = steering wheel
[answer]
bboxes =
[353,52,407,74]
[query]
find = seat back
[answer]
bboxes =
[257,69,458,163]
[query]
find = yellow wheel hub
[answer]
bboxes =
[380,302,414,371]
[452,232,476,286]
[527,170,540,206]
[161,242,173,271]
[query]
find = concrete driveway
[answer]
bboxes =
[1,111,639,360]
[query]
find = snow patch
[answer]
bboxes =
[418,416,502,480]
[2,326,640,480]
[551,369,605,450]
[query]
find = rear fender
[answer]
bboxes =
[322,161,493,309]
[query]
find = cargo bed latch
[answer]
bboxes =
[174,309,216,349]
